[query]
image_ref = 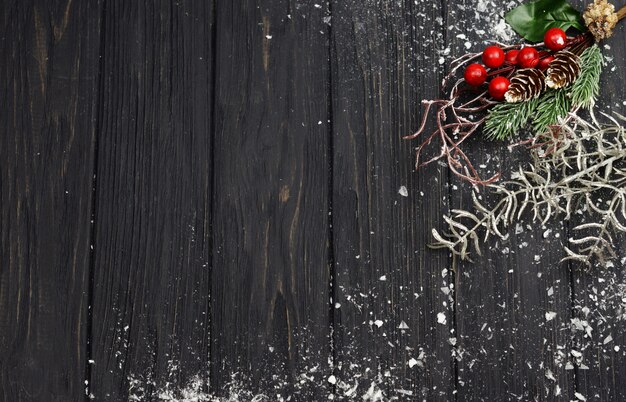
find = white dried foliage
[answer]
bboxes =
[432,112,626,265]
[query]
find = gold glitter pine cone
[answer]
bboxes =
[545,50,581,89]
[584,0,619,41]
[505,68,546,103]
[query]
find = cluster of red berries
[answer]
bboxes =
[463,28,568,100]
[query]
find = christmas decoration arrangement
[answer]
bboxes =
[406,0,626,265]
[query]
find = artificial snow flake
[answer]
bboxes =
[545,311,557,321]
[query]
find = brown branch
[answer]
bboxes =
[617,5,626,21]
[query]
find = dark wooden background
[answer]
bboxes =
[1,0,626,401]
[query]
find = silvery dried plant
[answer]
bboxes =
[432,112,626,266]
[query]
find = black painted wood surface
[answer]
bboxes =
[0,1,101,400]
[1,0,626,401]
[330,1,454,399]
[89,1,214,400]
[211,1,331,399]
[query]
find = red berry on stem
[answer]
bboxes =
[482,46,505,69]
[489,76,510,100]
[544,28,567,51]
[538,55,555,71]
[505,50,519,65]
[464,63,487,86]
[517,47,539,68]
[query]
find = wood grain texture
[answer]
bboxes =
[3,0,626,400]
[570,7,626,399]
[210,0,332,399]
[0,1,101,401]
[89,1,213,400]
[330,1,455,399]
[446,2,575,401]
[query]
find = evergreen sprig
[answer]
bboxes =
[533,89,571,133]
[570,44,604,109]
[484,89,572,140]
[484,98,539,140]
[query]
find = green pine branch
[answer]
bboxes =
[570,44,603,109]
[533,89,571,133]
[484,98,539,140]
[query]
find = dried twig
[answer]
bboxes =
[404,44,526,186]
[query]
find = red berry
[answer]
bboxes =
[464,63,487,86]
[517,47,539,68]
[538,55,555,71]
[544,28,567,51]
[505,50,519,65]
[482,46,505,69]
[489,76,510,101]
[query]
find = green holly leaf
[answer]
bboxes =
[505,0,586,43]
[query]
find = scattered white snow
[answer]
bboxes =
[545,311,557,321]
[574,392,587,401]
[437,312,447,325]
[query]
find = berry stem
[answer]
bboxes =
[487,66,514,77]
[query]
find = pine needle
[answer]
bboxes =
[533,89,571,133]
[570,45,603,109]
[484,89,571,140]
[484,98,539,140]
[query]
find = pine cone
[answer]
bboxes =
[504,69,546,103]
[583,0,618,41]
[545,50,581,89]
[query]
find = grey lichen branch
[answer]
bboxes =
[432,112,626,266]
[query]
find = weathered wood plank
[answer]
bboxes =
[572,262,626,402]
[89,1,213,399]
[570,11,626,399]
[445,2,576,401]
[330,1,455,399]
[210,1,332,399]
[0,0,101,400]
